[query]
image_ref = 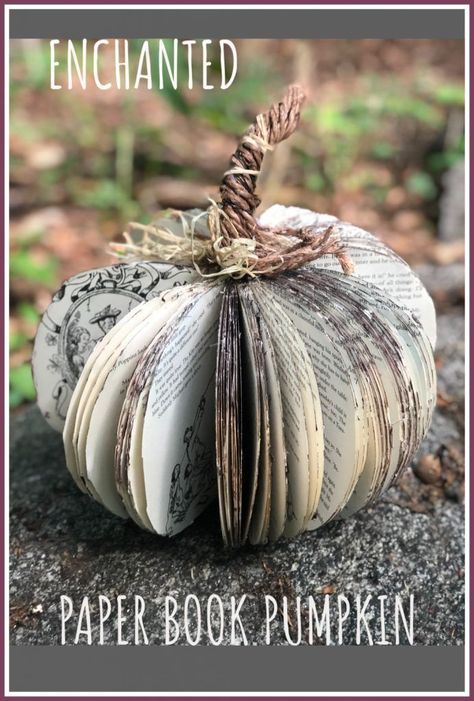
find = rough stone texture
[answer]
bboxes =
[417,263,465,316]
[10,290,464,647]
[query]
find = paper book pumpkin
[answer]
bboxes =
[32,86,436,546]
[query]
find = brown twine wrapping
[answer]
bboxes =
[111,85,354,278]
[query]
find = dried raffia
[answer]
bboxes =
[110,85,354,279]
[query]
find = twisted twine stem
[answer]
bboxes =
[219,84,304,245]
[212,84,354,277]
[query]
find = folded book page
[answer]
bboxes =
[215,284,242,546]
[249,288,288,542]
[256,285,315,537]
[258,204,436,348]
[294,271,406,513]
[239,286,272,545]
[264,280,367,528]
[34,261,196,431]
[141,284,222,536]
[85,287,197,516]
[63,300,154,493]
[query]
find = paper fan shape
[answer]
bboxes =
[32,86,436,546]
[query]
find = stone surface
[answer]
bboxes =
[10,308,465,646]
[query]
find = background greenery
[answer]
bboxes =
[9,38,465,408]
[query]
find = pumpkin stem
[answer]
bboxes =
[218,85,305,246]
[211,86,353,278]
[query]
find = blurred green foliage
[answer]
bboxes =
[10,248,58,286]
[303,74,464,197]
[11,40,465,216]
[10,364,36,407]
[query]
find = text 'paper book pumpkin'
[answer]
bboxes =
[32,86,436,547]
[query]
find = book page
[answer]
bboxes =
[331,270,435,485]
[63,300,154,493]
[296,270,402,514]
[258,204,436,348]
[263,280,366,527]
[64,285,193,508]
[239,287,272,546]
[314,244,436,349]
[237,289,261,544]
[84,289,195,516]
[114,300,193,527]
[72,300,167,487]
[142,284,222,536]
[215,284,242,546]
[34,261,196,431]
[126,397,154,531]
[257,283,325,528]
[255,286,312,538]
[311,268,435,491]
[251,292,288,542]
